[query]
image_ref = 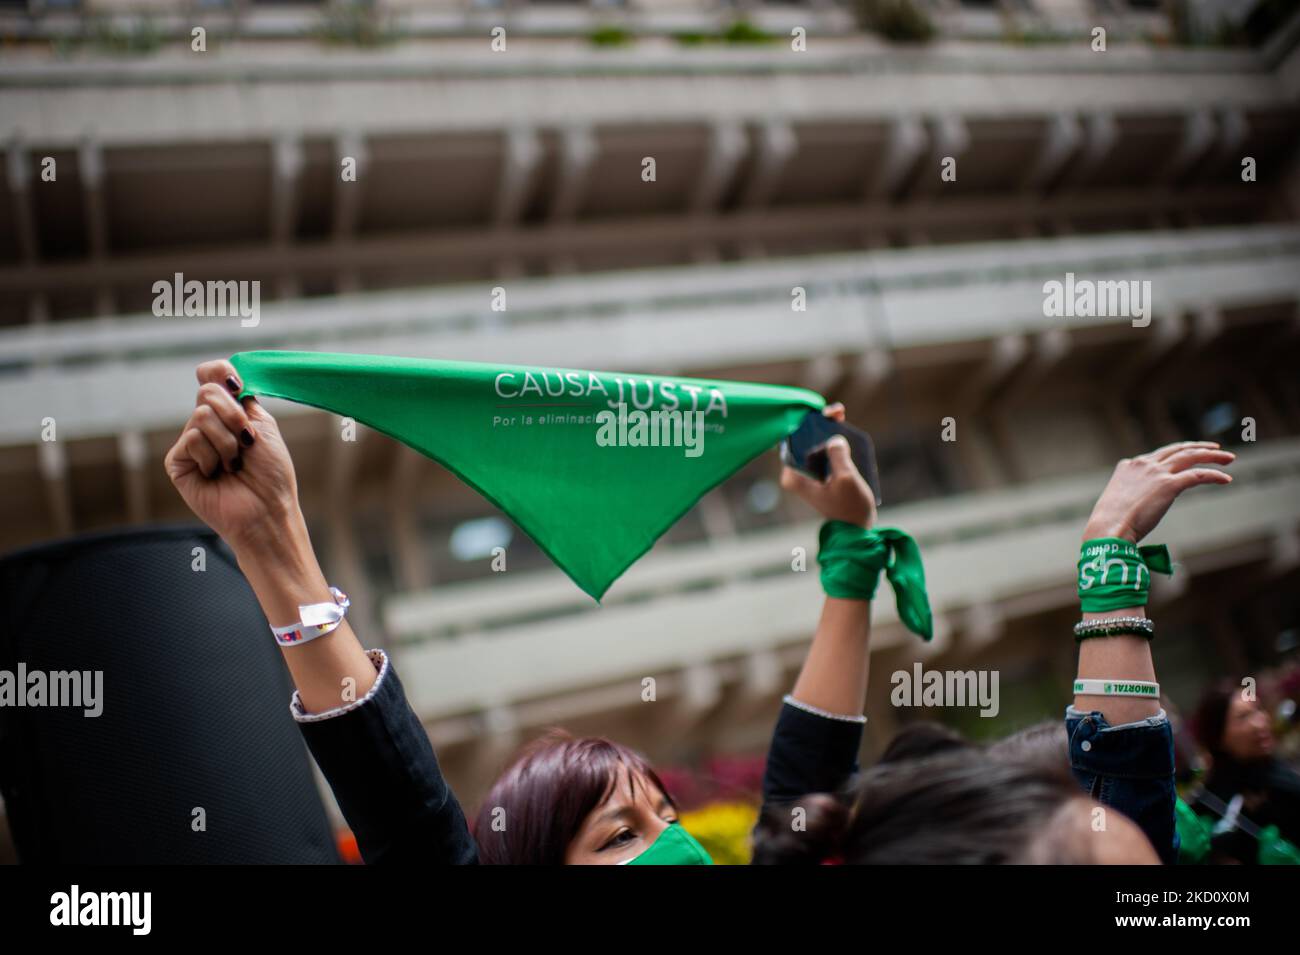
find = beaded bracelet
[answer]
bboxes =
[1073,616,1154,642]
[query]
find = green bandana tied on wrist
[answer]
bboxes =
[230,350,824,601]
[1077,537,1173,612]
[817,520,933,641]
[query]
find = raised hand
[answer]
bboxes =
[779,403,877,529]
[163,359,301,552]
[1083,441,1235,544]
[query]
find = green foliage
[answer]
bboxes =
[1000,24,1068,46]
[57,14,165,57]
[317,3,404,48]
[588,25,636,47]
[671,31,712,46]
[719,19,777,44]
[671,20,777,46]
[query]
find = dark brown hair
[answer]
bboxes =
[753,748,1092,864]
[987,719,1069,773]
[471,730,674,865]
[1191,679,1240,760]
[879,721,973,764]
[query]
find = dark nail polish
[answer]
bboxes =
[230,456,243,474]
[226,376,241,394]
[240,428,255,447]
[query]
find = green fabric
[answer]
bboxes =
[626,823,713,865]
[1077,538,1173,612]
[817,520,933,641]
[230,350,823,601]
[1174,797,1212,864]
[1258,824,1300,865]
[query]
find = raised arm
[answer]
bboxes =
[164,360,377,712]
[782,406,877,717]
[762,404,879,805]
[164,358,476,864]
[1073,442,1233,722]
[1068,441,1234,864]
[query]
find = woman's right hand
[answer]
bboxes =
[164,359,302,553]
[165,361,375,712]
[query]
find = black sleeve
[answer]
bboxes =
[1264,762,1300,848]
[760,699,865,806]
[296,654,479,865]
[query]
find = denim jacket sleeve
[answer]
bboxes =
[293,649,479,865]
[1065,705,1178,865]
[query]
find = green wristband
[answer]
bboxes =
[818,520,933,641]
[1077,538,1173,612]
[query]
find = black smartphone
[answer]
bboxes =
[779,411,883,506]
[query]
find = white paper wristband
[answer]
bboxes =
[271,586,350,647]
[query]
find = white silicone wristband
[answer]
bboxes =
[1072,678,1159,698]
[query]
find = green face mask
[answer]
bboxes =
[230,350,823,601]
[625,823,713,866]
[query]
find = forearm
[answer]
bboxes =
[1065,442,1231,864]
[790,596,872,716]
[1074,508,1159,723]
[1070,529,1175,860]
[231,509,377,715]
[1073,442,1233,723]
[1074,607,1159,724]
[1071,605,1173,862]
[241,515,475,864]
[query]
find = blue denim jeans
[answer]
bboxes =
[1065,706,1178,865]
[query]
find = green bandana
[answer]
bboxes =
[1077,538,1173,612]
[817,520,933,641]
[230,350,823,600]
[1258,824,1300,865]
[625,823,714,865]
[1174,797,1212,864]
[1176,798,1300,865]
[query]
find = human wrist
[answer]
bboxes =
[823,504,872,529]
[1083,518,1135,543]
[231,509,333,628]
[835,515,871,529]
[228,497,308,561]
[1081,608,1144,623]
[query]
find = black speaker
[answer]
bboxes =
[0,525,341,863]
